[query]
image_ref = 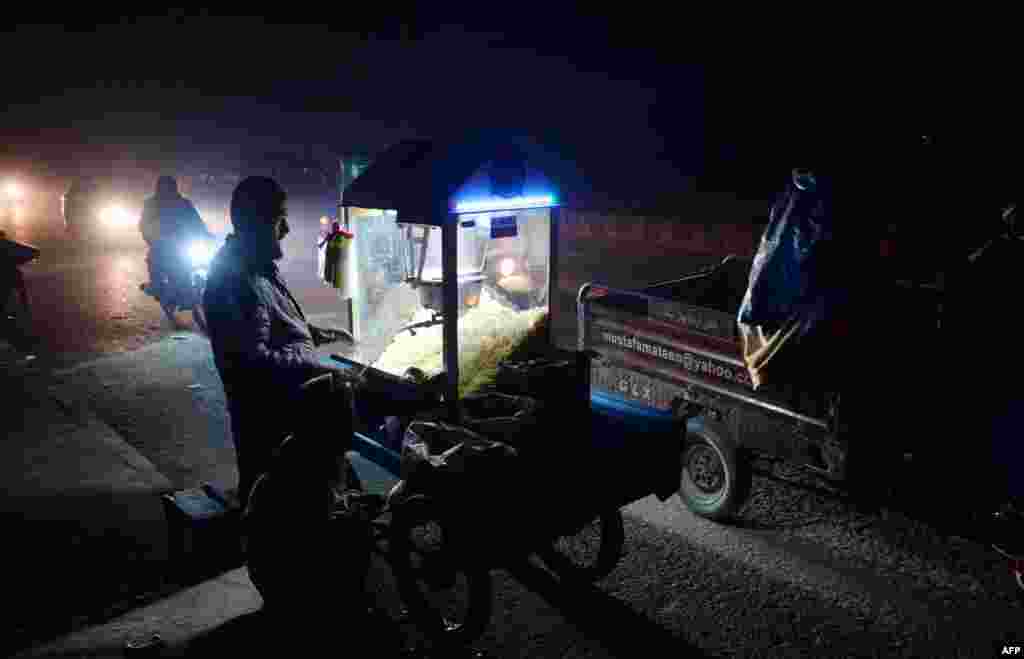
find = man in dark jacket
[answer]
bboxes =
[141,176,212,298]
[203,176,352,508]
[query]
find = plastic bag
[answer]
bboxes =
[399,421,518,500]
[737,169,846,390]
[458,392,540,448]
[737,169,835,333]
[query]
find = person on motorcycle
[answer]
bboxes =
[0,230,30,316]
[140,176,212,300]
[202,176,354,510]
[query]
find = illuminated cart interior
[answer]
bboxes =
[330,138,561,462]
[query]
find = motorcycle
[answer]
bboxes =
[1,230,39,346]
[141,234,221,334]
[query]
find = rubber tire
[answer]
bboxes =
[677,417,751,522]
[388,499,492,647]
[245,465,369,610]
[544,508,625,582]
[242,476,278,605]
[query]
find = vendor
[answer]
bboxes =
[203,177,355,510]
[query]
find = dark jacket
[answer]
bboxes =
[140,192,209,245]
[203,234,332,504]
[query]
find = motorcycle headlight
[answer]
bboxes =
[4,181,24,201]
[100,203,135,228]
[186,240,217,268]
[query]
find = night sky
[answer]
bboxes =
[2,14,1016,208]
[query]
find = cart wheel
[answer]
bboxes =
[243,476,280,604]
[389,499,492,647]
[678,417,751,521]
[246,474,373,613]
[543,508,625,582]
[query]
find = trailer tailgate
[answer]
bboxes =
[579,284,758,411]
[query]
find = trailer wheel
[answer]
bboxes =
[678,418,750,521]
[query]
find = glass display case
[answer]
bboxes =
[341,207,551,397]
[335,137,561,407]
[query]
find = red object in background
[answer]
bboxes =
[328,222,353,239]
[321,223,353,246]
[879,239,894,258]
[829,316,851,341]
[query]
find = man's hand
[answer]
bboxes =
[322,367,367,394]
[310,324,354,346]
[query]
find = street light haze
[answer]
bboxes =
[100,203,135,229]
[5,180,24,201]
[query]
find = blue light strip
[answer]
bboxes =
[352,431,401,478]
[454,195,556,214]
[590,390,677,422]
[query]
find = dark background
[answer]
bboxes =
[1,12,1018,210]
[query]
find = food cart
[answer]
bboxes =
[325,137,561,463]
[310,136,639,645]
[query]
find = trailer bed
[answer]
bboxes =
[579,264,833,430]
[578,257,847,478]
